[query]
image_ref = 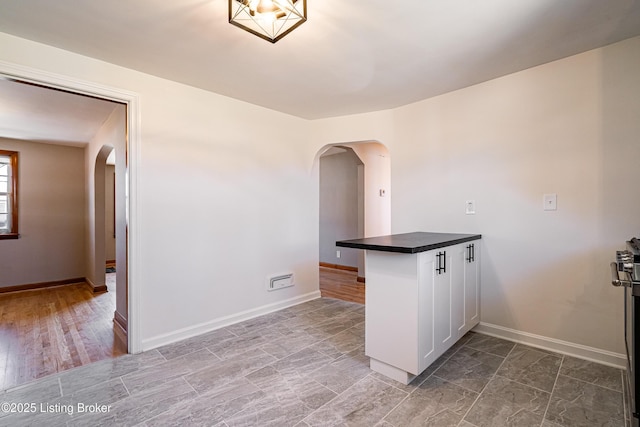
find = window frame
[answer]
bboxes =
[0,149,19,240]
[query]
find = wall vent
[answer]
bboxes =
[268,273,294,291]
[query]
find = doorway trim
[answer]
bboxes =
[0,60,142,353]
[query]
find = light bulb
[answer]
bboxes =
[257,0,277,14]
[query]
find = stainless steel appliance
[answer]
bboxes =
[612,238,640,427]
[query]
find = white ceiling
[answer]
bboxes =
[0,78,120,146]
[0,0,640,144]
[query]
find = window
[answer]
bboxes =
[0,150,19,239]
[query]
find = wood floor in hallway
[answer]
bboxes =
[0,273,125,390]
[319,266,365,304]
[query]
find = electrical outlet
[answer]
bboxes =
[336,250,341,258]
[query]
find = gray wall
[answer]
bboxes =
[319,149,362,267]
[0,138,85,288]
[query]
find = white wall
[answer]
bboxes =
[310,36,640,356]
[135,80,315,345]
[0,138,85,287]
[348,142,391,238]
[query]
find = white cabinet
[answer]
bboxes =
[365,239,481,384]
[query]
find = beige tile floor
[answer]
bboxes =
[0,298,627,426]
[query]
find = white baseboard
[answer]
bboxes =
[473,322,627,369]
[141,291,322,351]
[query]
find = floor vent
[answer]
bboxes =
[268,273,294,291]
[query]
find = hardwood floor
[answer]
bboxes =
[319,266,365,304]
[0,273,125,390]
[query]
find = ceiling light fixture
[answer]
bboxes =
[229,0,307,43]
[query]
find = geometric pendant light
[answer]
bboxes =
[229,0,307,43]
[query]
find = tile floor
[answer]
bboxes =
[0,298,627,426]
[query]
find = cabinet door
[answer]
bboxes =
[418,251,436,372]
[464,242,480,328]
[434,249,454,354]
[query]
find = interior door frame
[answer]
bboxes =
[0,60,142,353]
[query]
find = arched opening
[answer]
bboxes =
[315,141,391,304]
[92,144,113,292]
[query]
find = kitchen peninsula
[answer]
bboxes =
[336,232,482,384]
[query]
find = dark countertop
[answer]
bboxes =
[336,232,481,254]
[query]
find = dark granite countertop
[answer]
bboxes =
[336,232,481,254]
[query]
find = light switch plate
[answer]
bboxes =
[465,200,476,215]
[543,194,557,211]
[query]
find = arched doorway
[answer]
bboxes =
[315,141,391,303]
